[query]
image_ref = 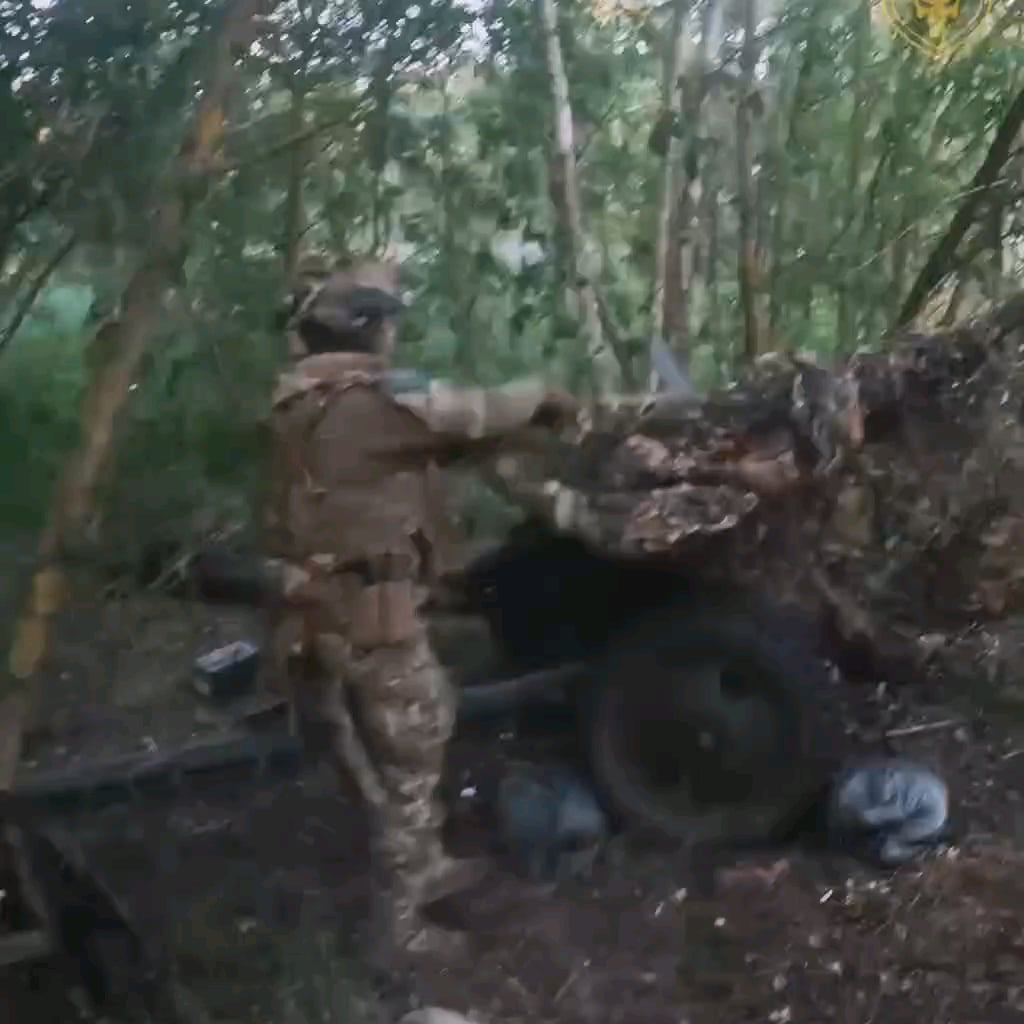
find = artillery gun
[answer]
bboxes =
[444,351,864,848]
[448,295,1024,847]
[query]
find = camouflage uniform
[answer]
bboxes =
[266,263,572,962]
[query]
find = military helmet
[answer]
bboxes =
[281,255,408,355]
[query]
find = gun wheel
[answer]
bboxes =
[584,598,835,846]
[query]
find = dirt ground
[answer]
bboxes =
[4,587,1024,1023]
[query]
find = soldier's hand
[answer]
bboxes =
[533,386,581,429]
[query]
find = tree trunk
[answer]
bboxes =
[986,200,1004,301]
[702,181,720,346]
[835,0,870,353]
[650,0,689,388]
[535,0,620,395]
[2,0,274,789]
[940,275,968,326]
[365,54,397,253]
[438,78,475,378]
[735,0,762,362]
[897,85,1024,327]
[890,217,909,321]
[692,0,723,351]
[282,80,308,280]
[767,42,813,339]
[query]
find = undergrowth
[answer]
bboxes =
[0,282,517,577]
[3,299,520,583]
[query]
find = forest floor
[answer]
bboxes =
[3,584,1024,1024]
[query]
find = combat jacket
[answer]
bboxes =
[266,351,552,647]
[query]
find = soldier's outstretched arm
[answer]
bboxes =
[392,378,579,453]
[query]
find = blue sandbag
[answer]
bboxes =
[497,763,608,882]
[827,755,950,866]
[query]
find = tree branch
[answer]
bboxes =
[218,109,356,175]
[0,233,77,357]
[896,86,1024,327]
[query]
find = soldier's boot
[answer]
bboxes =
[366,889,468,971]
[420,854,491,905]
[367,918,469,970]
[402,919,469,958]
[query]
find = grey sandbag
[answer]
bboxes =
[826,755,949,866]
[497,762,608,882]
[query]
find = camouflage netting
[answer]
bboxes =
[487,294,1024,693]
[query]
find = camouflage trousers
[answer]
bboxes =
[273,608,457,953]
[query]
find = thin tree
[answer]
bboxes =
[735,0,763,360]
[2,0,278,790]
[536,0,621,395]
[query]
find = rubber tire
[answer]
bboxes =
[583,595,835,846]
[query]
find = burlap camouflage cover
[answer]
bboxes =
[487,295,1024,688]
[487,352,864,562]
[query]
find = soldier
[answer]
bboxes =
[265,255,579,967]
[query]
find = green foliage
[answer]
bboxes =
[1,0,1022,550]
[0,284,91,528]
